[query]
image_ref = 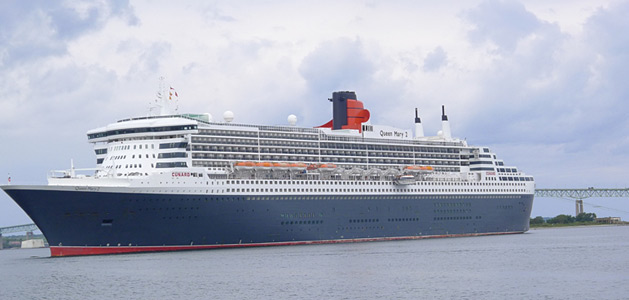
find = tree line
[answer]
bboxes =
[530,212,597,225]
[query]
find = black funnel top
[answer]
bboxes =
[441,105,448,121]
[329,91,357,130]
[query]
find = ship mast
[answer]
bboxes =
[148,77,178,116]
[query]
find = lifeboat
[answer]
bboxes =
[273,162,290,170]
[394,174,415,185]
[404,165,433,172]
[318,164,337,171]
[254,162,273,170]
[290,163,307,170]
[234,161,255,170]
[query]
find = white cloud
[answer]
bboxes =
[0,0,136,66]
[422,46,448,72]
[463,0,543,53]
[299,38,374,95]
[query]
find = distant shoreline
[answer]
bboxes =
[530,223,628,229]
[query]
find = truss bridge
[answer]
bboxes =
[535,188,629,216]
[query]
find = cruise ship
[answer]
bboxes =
[1,87,535,256]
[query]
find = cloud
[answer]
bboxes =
[297,37,377,125]
[583,1,629,105]
[459,1,575,145]
[422,46,447,72]
[0,1,138,142]
[128,41,173,76]
[299,38,375,94]
[0,0,137,67]
[456,0,629,192]
[463,0,542,53]
[298,37,407,126]
[201,3,236,23]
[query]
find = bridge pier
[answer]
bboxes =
[575,199,584,216]
[0,224,40,249]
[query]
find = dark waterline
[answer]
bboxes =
[1,225,627,299]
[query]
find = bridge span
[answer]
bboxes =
[535,188,629,216]
[0,223,39,250]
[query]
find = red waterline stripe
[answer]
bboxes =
[50,231,524,257]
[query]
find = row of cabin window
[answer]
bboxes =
[192,134,463,154]
[434,209,472,214]
[226,179,525,187]
[110,144,155,151]
[191,145,461,160]
[193,138,462,155]
[241,195,524,201]
[190,160,461,173]
[198,129,319,140]
[101,162,188,169]
[227,187,529,193]
[259,132,318,140]
[190,152,460,165]
[191,145,461,161]
[193,137,320,148]
[105,152,186,161]
[434,216,478,221]
[89,125,197,139]
[500,177,534,181]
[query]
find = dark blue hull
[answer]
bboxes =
[3,186,533,256]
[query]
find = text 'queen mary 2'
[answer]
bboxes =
[2,86,534,257]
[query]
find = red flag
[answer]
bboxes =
[169,87,178,98]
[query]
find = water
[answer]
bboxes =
[1,226,627,300]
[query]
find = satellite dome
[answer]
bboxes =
[287,114,297,126]
[223,111,234,123]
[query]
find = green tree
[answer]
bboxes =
[575,212,597,222]
[547,214,575,224]
[530,216,545,224]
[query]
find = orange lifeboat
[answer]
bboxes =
[273,162,290,170]
[290,163,307,170]
[255,162,273,169]
[404,165,433,172]
[318,164,337,171]
[234,161,255,170]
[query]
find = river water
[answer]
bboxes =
[1,225,627,299]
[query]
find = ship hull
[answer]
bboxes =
[3,185,534,257]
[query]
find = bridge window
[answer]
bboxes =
[159,142,188,149]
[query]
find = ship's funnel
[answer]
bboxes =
[414,108,424,138]
[441,105,452,140]
[317,91,370,132]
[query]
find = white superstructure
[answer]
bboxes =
[46,89,534,199]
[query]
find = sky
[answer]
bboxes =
[1,0,629,227]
